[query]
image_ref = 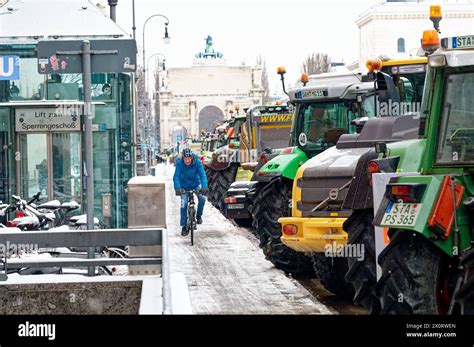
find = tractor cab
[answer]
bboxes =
[289,72,375,157]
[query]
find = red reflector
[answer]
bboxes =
[229,143,235,149]
[224,197,237,204]
[15,211,25,218]
[260,153,268,164]
[428,176,465,239]
[281,147,295,155]
[367,161,380,175]
[258,172,264,177]
[282,224,298,235]
[7,221,15,227]
[112,267,117,273]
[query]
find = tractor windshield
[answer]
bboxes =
[292,100,364,152]
[436,71,474,164]
[259,126,292,152]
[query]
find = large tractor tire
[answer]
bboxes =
[205,167,218,205]
[311,253,354,299]
[253,179,314,275]
[213,164,238,213]
[375,230,456,314]
[344,209,380,313]
[451,247,474,314]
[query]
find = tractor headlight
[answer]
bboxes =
[428,54,446,67]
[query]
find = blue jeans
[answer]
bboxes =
[180,191,206,227]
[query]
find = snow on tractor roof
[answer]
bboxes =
[429,35,474,68]
[289,71,374,102]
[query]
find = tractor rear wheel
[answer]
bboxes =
[253,179,314,275]
[375,230,456,314]
[213,165,238,213]
[344,209,380,313]
[312,253,354,299]
[451,247,474,314]
[205,168,219,205]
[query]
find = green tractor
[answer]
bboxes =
[252,69,379,274]
[371,31,474,314]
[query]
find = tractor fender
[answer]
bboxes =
[343,149,379,210]
[256,147,308,183]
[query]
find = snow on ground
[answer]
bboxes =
[156,163,334,314]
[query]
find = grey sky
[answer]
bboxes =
[98,0,382,95]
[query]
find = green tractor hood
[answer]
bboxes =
[256,147,308,182]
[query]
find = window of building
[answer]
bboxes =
[397,38,406,53]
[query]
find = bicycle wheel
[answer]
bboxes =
[190,206,195,246]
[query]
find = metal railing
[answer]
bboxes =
[0,227,172,314]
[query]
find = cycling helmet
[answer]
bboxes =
[182,148,193,158]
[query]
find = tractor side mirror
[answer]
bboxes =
[375,142,387,158]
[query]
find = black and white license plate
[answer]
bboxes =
[381,201,423,227]
[227,203,245,210]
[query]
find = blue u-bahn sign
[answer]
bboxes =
[0,55,20,80]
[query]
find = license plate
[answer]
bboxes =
[381,201,423,227]
[227,203,245,210]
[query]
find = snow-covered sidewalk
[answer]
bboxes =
[156,163,333,314]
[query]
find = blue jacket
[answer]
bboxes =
[173,154,208,190]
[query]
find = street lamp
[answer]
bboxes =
[146,53,166,92]
[145,53,166,152]
[142,14,170,76]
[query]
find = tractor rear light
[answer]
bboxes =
[260,153,268,164]
[368,161,380,185]
[224,197,237,204]
[391,185,411,197]
[386,183,426,203]
[229,143,235,149]
[367,161,380,175]
[428,176,464,239]
[15,211,25,218]
[280,147,295,155]
[282,224,298,236]
[6,221,15,227]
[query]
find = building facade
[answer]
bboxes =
[158,37,265,147]
[0,0,135,227]
[356,0,474,68]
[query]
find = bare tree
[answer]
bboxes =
[257,55,271,104]
[301,53,332,75]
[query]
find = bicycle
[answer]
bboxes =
[184,190,198,246]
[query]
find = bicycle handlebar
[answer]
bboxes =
[28,191,41,205]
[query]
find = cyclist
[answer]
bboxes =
[173,148,208,236]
